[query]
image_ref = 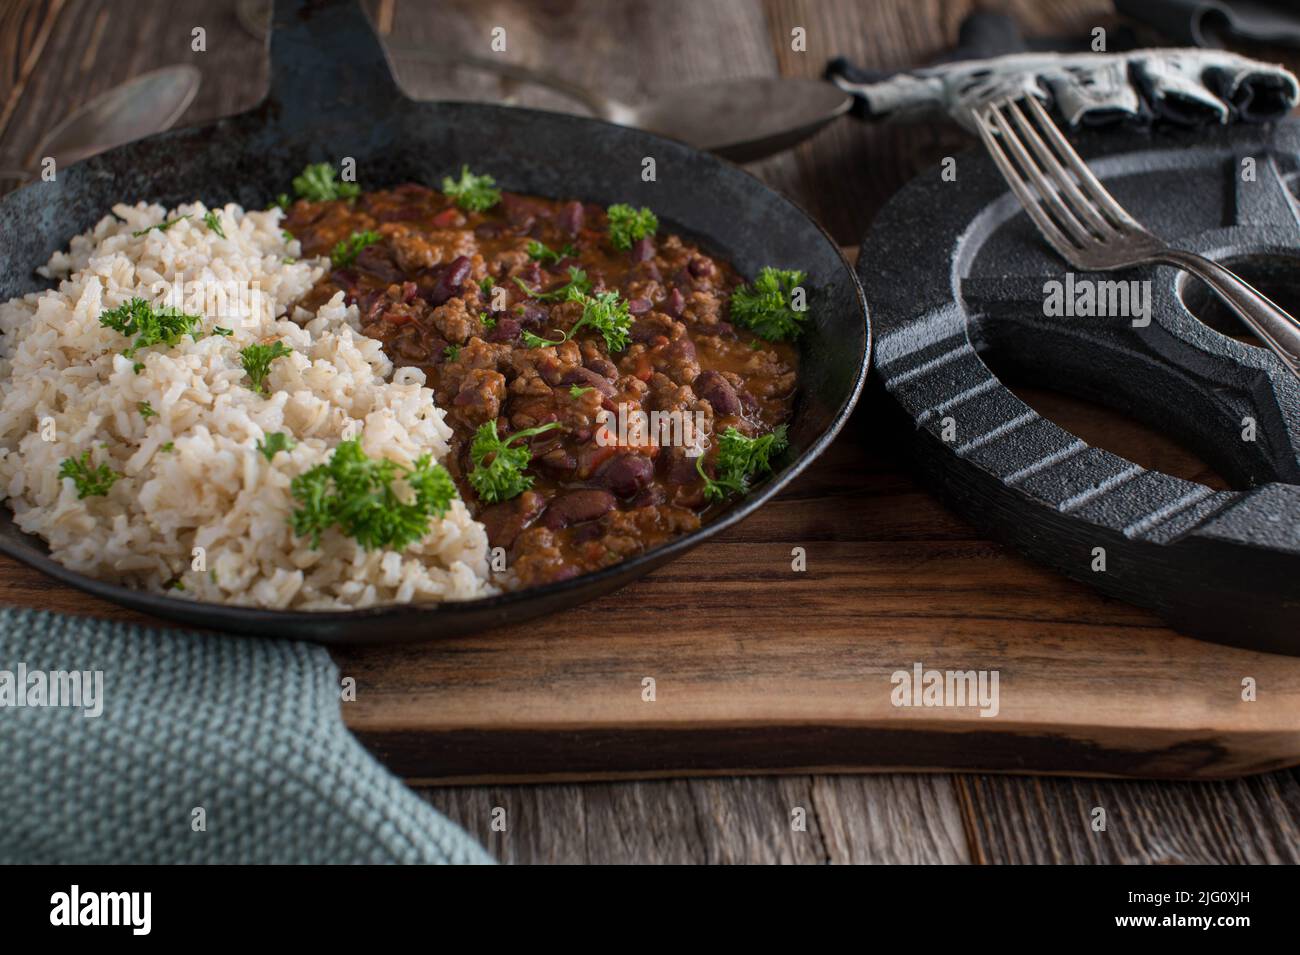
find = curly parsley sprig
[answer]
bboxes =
[330,230,381,268]
[289,440,458,551]
[442,165,501,212]
[58,451,120,499]
[606,204,658,251]
[521,288,632,353]
[527,239,577,265]
[132,214,190,237]
[729,267,809,341]
[239,341,293,395]
[202,210,226,238]
[513,265,591,303]
[696,425,789,502]
[99,298,203,357]
[468,420,562,504]
[292,162,360,202]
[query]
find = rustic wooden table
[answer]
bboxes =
[4,0,1299,863]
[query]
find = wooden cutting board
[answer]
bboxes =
[7,387,1297,783]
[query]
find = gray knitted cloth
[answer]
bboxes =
[0,608,492,864]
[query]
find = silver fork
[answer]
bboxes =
[975,95,1300,381]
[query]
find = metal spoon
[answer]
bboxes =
[235,0,849,162]
[400,51,853,163]
[0,65,201,184]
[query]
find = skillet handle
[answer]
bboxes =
[265,0,406,115]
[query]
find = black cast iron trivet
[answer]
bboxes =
[860,119,1300,656]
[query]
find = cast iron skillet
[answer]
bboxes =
[0,0,868,644]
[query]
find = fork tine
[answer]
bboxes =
[974,106,1080,259]
[1023,95,1146,234]
[1003,98,1117,240]
[985,101,1095,249]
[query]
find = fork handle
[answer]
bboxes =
[1155,250,1300,381]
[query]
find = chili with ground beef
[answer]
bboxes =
[284,184,798,588]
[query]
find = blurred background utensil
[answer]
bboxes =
[0,65,200,188]
[236,0,850,161]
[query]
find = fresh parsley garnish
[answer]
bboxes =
[512,265,591,302]
[256,432,295,461]
[480,312,497,330]
[443,345,461,362]
[239,340,293,395]
[606,204,658,251]
[730,267,808,341]
[100,298,203,356]
[696,425,789,502]
[289,440,458,551]
[441,165,501,212]
[527,239,577,265]
[274,193,291,210]
[330,230,381,268]
[58,451,120,499]
[521,288,632,353]
[138,401,157,419]
[292,162,360,202]
[468,420,562,503]
[212,326,234,337]
[479,276,494,296]
[160,441,175,452]
[569,385,594,398]
[132,214,190,237]
[203,210,226,238]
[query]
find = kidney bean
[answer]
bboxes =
[517,302,548,328]
[430,255,471,306]
[557,200,584,236]
[539,447,578,474]
[693,369,741,415]
[478,491,546,550]
[501,194,538,232]
[486,318,521,343]
[543,489,616,529]
[663,449,703,485]
[664,335,696,363]
[663,287,685,318]
[627,297,653,315]
[585,357,618,379]
[688,256,715,279]
[561,366,616,397]
[594,453,655,497]
[474,222,504,239]
[629,485,667,508]
[631,236,655,262]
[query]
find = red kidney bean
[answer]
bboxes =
[627,297,653,315]
[664,335,696,362]
[594,453,655,497]
[429,255,472,306]
[629,485,667,508]
[543,489,616,529]
[478,491,546,550]
[631,236,655,262]
[539,447,578,475]
[474,222,504,239]
[561,366,615,397]
[693,370,741,415]
[663,449,703,486]
[688,256,715,279]
[663,287,685,318]
[486,318,521,343]
[585,357,618,379]
[517,302,548,328]
[557,200,584,236]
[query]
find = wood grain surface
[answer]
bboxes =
[3,0,1299,864]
